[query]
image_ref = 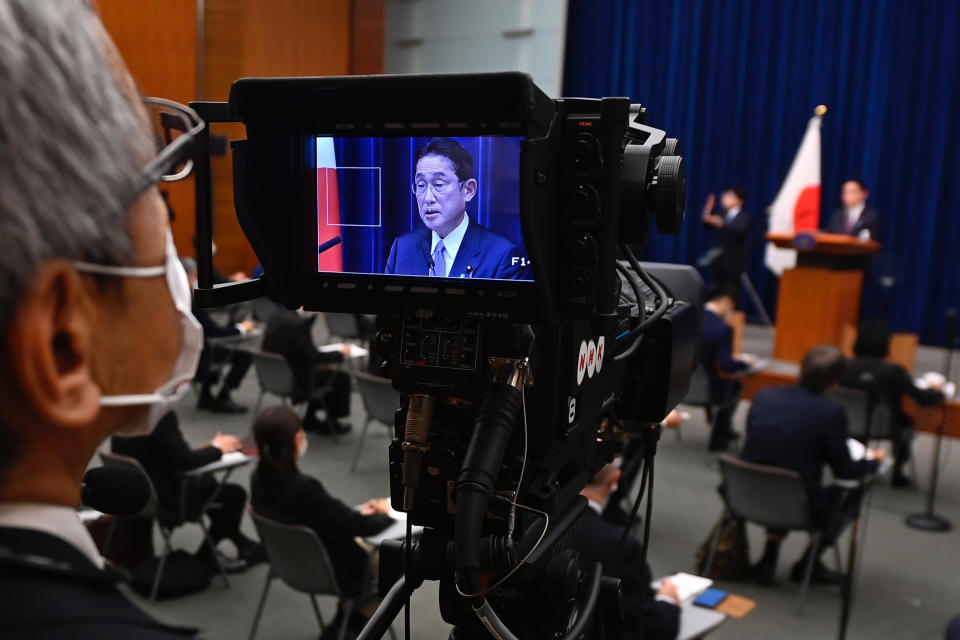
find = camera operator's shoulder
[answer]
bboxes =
[0,556,195,638]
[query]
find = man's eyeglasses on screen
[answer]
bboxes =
[411,180,465,197]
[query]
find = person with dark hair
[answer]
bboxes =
[182,258,254,413]
[700,285,755,450]
[250,407,393,631]
[112,411,262,571]
[826,179,882,239]
[839,318,945,487]
[384,137,530,279]
[261,307,353,434]
[571,463,680,640]
[702,187,751,301]
[741,345,884,585]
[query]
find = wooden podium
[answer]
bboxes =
[768,232,881,362]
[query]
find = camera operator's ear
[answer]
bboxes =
[5,262,101,429]
[462,178,478,202]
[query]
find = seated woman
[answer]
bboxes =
[250,406,393,627]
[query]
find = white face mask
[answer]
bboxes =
[73,231,203,436]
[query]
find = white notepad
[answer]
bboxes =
[652,572,714,602]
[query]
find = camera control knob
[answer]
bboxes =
[574,133,603,167]
[572,184,600,218]
[651,154,686,234]
[662,137,681,156]
[573,234,598,264]
[571,271,593,296]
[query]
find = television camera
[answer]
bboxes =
[191,72,700,639]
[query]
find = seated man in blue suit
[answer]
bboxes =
[700,285,754,451]
[741,345,883,586]
[384,137,531,280]
[571,463,680,640]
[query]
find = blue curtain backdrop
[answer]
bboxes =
[564,0,960,345]
[320,136,525,274]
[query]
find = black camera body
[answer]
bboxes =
[191,72,698,638]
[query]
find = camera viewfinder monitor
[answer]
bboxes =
[312,135,533,283]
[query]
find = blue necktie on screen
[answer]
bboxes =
[432,240,446,277]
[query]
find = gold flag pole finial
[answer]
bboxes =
[814,104,828,116]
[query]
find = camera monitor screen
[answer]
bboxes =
[313,135,533,282]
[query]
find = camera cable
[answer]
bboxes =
[613,245,670,361]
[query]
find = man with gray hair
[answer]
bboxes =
[0,1,199,636]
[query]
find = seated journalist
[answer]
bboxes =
[261,307,353,435]
[183,258,254,414]
[384,137,531,280]
[250,407,394,631]
[839,318,944,488]
[741,345,883,586]
[571,463,680,640]
[700,285,755,451]
[112,411,262,572]
[0,2,203,635]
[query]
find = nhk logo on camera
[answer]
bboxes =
[575,336,605,386]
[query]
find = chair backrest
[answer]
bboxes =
[717,454,811,531]
[355,371,400,426]
[251,297,280,323]
[325,313,360,340]
[683,364,713,407]
[98,451,158,518]
[249,508,342,596]
[827,386,896,441]
[251,350,296,397]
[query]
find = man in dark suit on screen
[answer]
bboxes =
[384,137,531,280]
[826,179,882,240]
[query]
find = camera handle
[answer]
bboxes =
[358,502,614,640]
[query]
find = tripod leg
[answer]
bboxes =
[740,272,773,326]
[797,532,821,615]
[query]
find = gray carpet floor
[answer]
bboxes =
[111,319,960,639]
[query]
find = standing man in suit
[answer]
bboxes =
[826,179,882,240]
[571,463,680,640]
[702,187,751,302]
[701,286,755,451]
[384,137,531,280]
[0,2,198,635]
[741,345,883,586]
